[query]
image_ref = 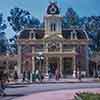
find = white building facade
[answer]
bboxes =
[16,2,90,78]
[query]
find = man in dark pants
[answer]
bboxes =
[0,71,6,96]
[27,71,31,82]
[78,66,81,81]
[22,71,26,82]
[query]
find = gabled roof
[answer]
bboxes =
[62,28,89,40]
[19,28,45,39]
[18,27,89,41]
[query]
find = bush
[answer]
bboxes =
[75,92,100,100]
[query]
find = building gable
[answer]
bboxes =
[44,33,63,42]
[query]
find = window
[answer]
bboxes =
[50,23,56,32]
[71,30,77,39]
[73,33,76,39]
[30,31,35,39]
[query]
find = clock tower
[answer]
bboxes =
[44,1,63,36]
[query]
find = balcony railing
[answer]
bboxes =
[35,49,44,52]
[63,49,73,52]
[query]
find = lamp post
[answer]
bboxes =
[36,52,44,72]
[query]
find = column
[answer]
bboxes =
[45,56,48,77]
[17,45,21,77]
[29,32,31,40]
[45,43,48,52]
[32,47,35,72]
[6,53,9,74]
[60,43,62,52]
[72,46,76,78]
[60,56,63,77]
[73,55,76,78]
[85,45,89,77]
[60,43,63,77]
[44,18,48,34]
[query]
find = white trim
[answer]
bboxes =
[83,30,89,40]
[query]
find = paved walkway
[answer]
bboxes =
[8,78,99,85]
[14,88,100,100]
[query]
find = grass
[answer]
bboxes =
[75,92,100,100]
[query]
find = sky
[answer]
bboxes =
[0,0,100,38]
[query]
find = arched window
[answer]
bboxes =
[50,23,56,32]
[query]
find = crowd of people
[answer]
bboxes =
[0,67,61,96]
[0,69,19,96]
[0,65,84,96]
[22,64,61,83]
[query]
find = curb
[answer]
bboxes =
[7,80,98,86]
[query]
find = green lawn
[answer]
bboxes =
[75,92,100,100]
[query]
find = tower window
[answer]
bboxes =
[50,23,56,32]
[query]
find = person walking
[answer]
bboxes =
[35,69,40,81]
[48,65,52,80]
[27,71,31,82]
[0,71,6,96]
[55,68,60,80]
[22,71,26,82]
[78,66,81,81]
[14,71,18,82]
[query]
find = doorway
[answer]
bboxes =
[63,57,73,77]
[48,57,59,76]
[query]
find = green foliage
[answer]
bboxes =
[75,92,100,100]
[7,7,41,53]
[0,13,7,54]
[95,30,100,50]
[8,7,40,32]
[9,35,17,54]
[63,8,79,27]
[0,13,7,30]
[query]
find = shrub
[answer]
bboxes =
[75,92,100,100]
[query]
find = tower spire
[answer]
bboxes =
[50,0,57,4]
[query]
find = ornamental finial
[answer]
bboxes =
[49,0,57,4]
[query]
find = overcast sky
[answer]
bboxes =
[0,0,100,38]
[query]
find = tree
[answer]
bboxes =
[9,35,17,54]
[7,7,40,32]
[95,29,100,51]
[87,16,100,51]
[7,7,41,54]
[63,8,79,27]
[78,16,100,51]
[0,13,7,55]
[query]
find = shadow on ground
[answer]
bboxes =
[3,94,24,97]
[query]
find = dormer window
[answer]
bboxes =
[30,31,35,39]
[51,23,56,32]
[71,30,77,39]
[73,33,76,39]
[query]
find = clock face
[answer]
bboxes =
[49,5,57,14]
[47,2,60,15]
